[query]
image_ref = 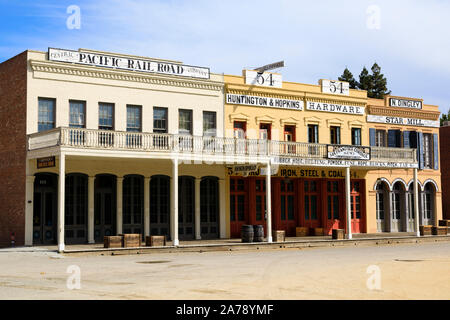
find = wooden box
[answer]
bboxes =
[332,229,345,240]
[438,220,450,227]
[432,226,448,236]
[419,225,432,236]
[296,227,309,237]
[146,235,166,247]
[121,234,141,247]
[310,227,324,236]
[104,236,123,248]
[272,230,285,242]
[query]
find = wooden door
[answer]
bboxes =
[230,178,248,238]
[279,179,296,236]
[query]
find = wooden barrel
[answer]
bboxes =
[241,225,254,243]
[253,225,264,242]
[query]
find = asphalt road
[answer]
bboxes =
[0,242,449,299]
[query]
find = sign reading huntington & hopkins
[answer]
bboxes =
[327,145,370,160]
[226,94,303,110]
[48,48,210,79]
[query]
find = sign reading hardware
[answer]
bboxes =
[37,156,55,169]
[389,98,422,109]
[245,70,282,88]
[226,94,303,110]
[306,101,364,115]
[367,115,439,128]
[48,48,210,79]
[321,80,350,96]
[327,145,370,160]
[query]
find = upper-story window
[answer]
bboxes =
[99,103,114,131]
[153,107,168,133]
[38,98,55,132]
[234,121,246,139]
[203,111,216,136]
[69,100,86,128]
[308,124,318,143]
[375,129,386,147]
[330,126,340,144]
[352,128,362,146]
[423,133,433,169]
[179,109,193,135]
[388,129,402,148]
[126,105,142,132]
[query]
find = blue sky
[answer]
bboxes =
[1,0,449,114]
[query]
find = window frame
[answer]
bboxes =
[351,127,362,146]
[98,102,115,131]
[126,105,142,133]
[203,111,217,137]
[153,107,168,133]
[178,109,193,135]
[38,97,56,132]
[69,100,86,128]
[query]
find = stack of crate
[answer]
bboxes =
[104,235,123,248]
[121,234,141,247]
[295,227,309,237]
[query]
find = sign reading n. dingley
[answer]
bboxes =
[367,115,439,128]
[48,48,210,79]
[389,97,422,109]
[327,145,370,160]
[306,101,364,115]
[226,94,303,110]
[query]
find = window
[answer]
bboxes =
[38,98,55,132]
[69,100,86,128]
[423,133,433,169]
[308,125,318,143]
[352,128,362,146]
[388,130,402,148]
[330,126,341,144]
[98,103,114,130]
[375,130,386,147]
[234,121,246,139]
[203,111,216,136]
[179,109,193,135]
[153,107,168,133]
[126,105,141,132]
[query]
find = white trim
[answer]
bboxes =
[422,179,439,192]
[406,179,424,191]
[391,178,408,190]
[374,178,392,191]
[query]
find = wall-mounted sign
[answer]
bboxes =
[306,101,364,115]
[244,70,282,88]
[389,97,422,109]
[327,145,370,160]
[272,157,418,169]
[254,61,284,73]
[48,48,210,79]
[226,94,303,110]
[227,164,259,176]
[37,156,55,169]
[321,80,350,96]
[367,115,439,128]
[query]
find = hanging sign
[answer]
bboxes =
[327,145,371,160]
[48,48,210,79]
[244,70,282,88]
[37,156,55,169]
[254,61,284,73]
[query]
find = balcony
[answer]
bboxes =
[27,127,418,168]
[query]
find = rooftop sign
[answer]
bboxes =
[48,48,210,79]
[389,97,422,109]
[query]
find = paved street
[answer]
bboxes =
[0,242,449,299]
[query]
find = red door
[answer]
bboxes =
[303,180,321,228]
[350,181,364,233]
[325,180,344,235]
[254,178,267,235]
[279,179,297,236]
[229,178,248,238]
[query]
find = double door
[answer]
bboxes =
[33,174,58,245]
[94,175,116,242]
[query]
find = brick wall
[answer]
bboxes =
[440,125,450,220]
[0,51,27,247]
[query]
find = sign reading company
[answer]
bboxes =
[321,80,350,96]
[306,101,364,115]
[389,97,422,109]
[367,115,439,128]
[226,94,303,110]
[244,70,282,88]
[327,145,370,160]
[48,48,210,79]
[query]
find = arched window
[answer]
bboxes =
[423,183,434,221]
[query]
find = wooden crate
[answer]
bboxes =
[272,230,285,242]
[419,225,432,236]
[432,226,448,236]
[296,227,309,237]
[104,236,123,248]
[145,235,166,247]
[332,229,345,240]
[438,220,450,227]
[121,234,141,247]
[310,227,324,236]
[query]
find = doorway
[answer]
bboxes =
[200,177,220,239]
[150,175,171,239]
[33,173,58,245]
[94,175,116,242]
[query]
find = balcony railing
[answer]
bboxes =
[27,127,417,164]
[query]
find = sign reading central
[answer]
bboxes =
[327,145,371,160]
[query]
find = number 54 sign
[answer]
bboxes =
[245,70,282,88]
[321,79,350,96]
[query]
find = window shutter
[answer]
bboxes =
[410,131,418,148]
[433,134,439,170]
[418,132,424,169]
[388,130,397,148]
[337,127,341,144]
[369,128,376,146]
[403,131,410,148]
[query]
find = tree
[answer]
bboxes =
[369,62,391,99]
[358,67,372,93]
[440,109,450,126]
[338,67,358,89]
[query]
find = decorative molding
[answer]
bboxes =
[421,179,439,192]
[229,113,249,122]
[326,118,344,128]
[391,178,408,190]
[30,60,224,92]
[368,105,440,121]
[256,115,276,125]
[304,116,322,126]
[280,117,300,127]
[348,119,365,129]
[373,178,392,191]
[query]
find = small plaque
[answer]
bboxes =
[37,156,55,169]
